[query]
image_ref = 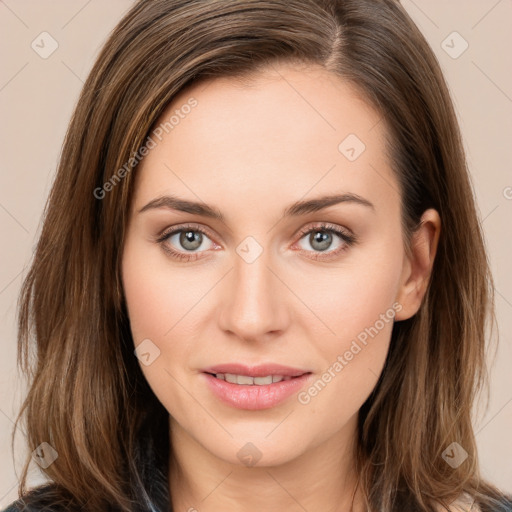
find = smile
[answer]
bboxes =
[209,373,295,385]
[202,369,312,410]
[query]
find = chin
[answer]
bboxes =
[200,432,311,468]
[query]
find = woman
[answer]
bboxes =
[4,0,512,511]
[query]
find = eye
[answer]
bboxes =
[295,222,357,260]
[156,224,219,261]
[156,222,357,262]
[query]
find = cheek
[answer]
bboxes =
[122,239,209,344]
[122,264,172,344]
[290,244,402,414]
[121,242,204,418]
[121,240,223,395]
[291,240,402,351]
[295,285,396,430]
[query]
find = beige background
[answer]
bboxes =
[0,0,511,506]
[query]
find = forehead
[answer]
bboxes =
[133,63,399,220]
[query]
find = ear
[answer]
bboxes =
[394,208,441,321]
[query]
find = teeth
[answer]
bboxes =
[225,373,237,384]
[215,373,293,385]
[237,375,254,385]
[254,376,273,385]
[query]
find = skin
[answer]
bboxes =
[121,62,441,512]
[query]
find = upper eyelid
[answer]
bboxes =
[296,222,352,237]
[158,222,214,240]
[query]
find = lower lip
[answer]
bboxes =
[203,373,312,410]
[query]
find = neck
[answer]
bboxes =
[168,415,364,512]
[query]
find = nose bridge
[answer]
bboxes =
[218,243,287,341]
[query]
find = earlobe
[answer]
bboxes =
[394,208,441,321]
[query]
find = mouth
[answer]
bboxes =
[202,363,310,379]
[204,372,304,385]
[201,364,312,410]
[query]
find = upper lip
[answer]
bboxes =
[202,363,310,378]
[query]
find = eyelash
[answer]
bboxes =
[156,222,357,262]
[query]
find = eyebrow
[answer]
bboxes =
[138,193,375,220]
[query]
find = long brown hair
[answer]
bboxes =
[12,0,511,511]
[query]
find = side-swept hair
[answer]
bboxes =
[12,1,512,511]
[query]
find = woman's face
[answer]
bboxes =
[122,63,433,467]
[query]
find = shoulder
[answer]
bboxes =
[439,493,482,512]
[1,497,71,512]
[1,499,51,512]
[0,484,73,512]
[1,499,28,512]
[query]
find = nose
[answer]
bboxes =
[218,246,289,343]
